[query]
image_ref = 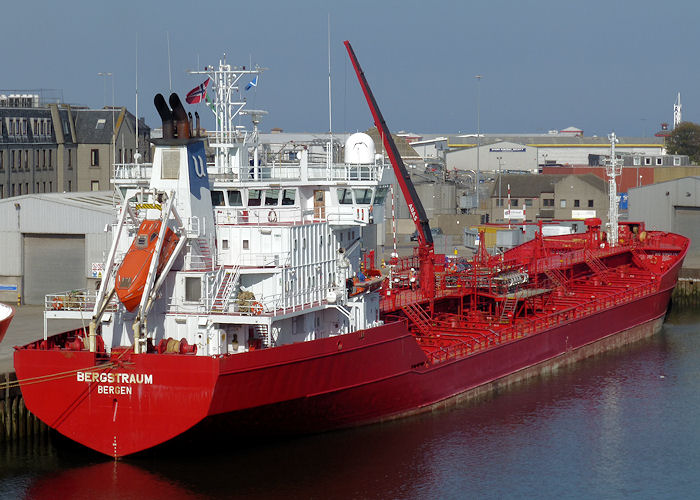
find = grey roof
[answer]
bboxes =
[73,108,148,145]
[449,135,664,148]
[575,173,607,192]
[0,107,73,144]
[73,109,119,144]
[491,174,565,198]
[0,190,115,213]
[490,173,607,198]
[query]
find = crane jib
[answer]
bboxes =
[344,40,433,249]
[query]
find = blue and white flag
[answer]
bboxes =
[245,76,258,91]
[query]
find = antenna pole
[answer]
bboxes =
[135,33,139,163]
[328,14,333,168]
[606,132,621,247]
[167,32,172,92]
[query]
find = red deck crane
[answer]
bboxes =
[344,40,435,299]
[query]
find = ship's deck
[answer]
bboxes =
[380,231,688,367]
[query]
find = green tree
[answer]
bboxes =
[666,121,700,163]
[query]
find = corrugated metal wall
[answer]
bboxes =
[0,193,113,303]
[23,234,85,304]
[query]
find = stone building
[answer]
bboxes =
[488,173,608,223]
[0,93,149,198]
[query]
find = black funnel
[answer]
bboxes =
[169,93,190,139]
[154,94,174,139]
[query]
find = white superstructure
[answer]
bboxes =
[46,57,393,358]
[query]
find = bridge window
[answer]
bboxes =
[265,189,280,206]
[227,190,242,206]
[248,189,262,207]
[281,189,296,206]
[374,186,389,205]
[337,188,353,205]
[211,190,225,206]
[354,188,372,204]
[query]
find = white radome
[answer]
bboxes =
[344,132,376,164]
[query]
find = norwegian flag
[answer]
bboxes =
[185,77,210,104]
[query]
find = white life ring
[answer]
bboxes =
[268,209,277,223]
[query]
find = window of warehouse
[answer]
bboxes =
[91,149,99,166]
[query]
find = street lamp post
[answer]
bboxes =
[98,72,116,172]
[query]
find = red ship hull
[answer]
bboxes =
[14,249,682,458]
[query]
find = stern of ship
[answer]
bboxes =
[14,334,218,458]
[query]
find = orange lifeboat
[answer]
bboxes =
[115,220,179,312]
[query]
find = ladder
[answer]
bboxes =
[256,324,271,348]
[500,296,518,324]
[544,268,569,291]
[211,264,241,313]
[401,302,432,336]
[198,238,215,270]
[584,250,607,275]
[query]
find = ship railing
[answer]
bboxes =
[214,251,290,270]
[44,289,117,314]
[213,206,314,225]
[417,278,659,366]
[325,206,372,225]
[307,163,382,182]
[207,161,383,183]
[237,252,289,268]
[113,162,153,180]
[187,253,215,271]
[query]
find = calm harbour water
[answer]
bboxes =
[2,307,700,499]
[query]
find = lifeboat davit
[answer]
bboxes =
[115,220,179,312]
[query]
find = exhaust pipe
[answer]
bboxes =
[169,93,190,139]
[154,94,173,139]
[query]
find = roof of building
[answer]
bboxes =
[491,174,564,198]
[73,108,148,145]
[0,191,115,233]
[448,135,664,149]
[0,106,73,144]
[0,190,115,213]
[573,173,607,192]
[365,127,422,161]
[489,173,606,198]
[73,109,119,144]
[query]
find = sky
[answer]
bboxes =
[2,0,699,137]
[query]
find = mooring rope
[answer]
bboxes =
[0,345,133,392]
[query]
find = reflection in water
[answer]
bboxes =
[24,461,204,500]
[3,309,700,499]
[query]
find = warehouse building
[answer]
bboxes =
[0,191,113,304]
[487,173,608,224]
[445,135,664,173]
[628,177,700,268]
